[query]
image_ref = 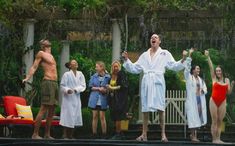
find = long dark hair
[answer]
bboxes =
[190,65,200,75]
[65,62,71,70]
[190,65,205,86]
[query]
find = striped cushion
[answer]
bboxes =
[15,104,33,121]
[0,114,5,119]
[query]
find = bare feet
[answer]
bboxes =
[161,137,168,142]
[161,134,168,142]
[63,137,70,140]
[217,140,225,144]
[212,139,225,144]
[44,135,55,140]
[32,134,43,139]
[190,134,200,142]
[136,135,147,142]
[191,138,200,142]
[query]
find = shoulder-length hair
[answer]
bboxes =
[111,60,121,74]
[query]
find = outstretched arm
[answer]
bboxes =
[184,49,193,80]
[122,51,143,74]
[22,51,42,83]
[204,50,215,81]
[166,50,188,72]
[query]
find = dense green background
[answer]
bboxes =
[0,0,235,137]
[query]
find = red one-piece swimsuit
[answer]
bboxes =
[211,82,228,107]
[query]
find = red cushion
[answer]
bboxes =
[7,119,34,125]
[41,120,60,126]
[3,96,27,116]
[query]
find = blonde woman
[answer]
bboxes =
[88,61,110,138]
[107,61,128,140]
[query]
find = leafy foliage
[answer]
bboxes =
[165,70,185,90]
[0,32,25,97]
[0,0,235,116]
[71,52,95,82]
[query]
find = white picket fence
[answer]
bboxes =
[151,90,187,125]
[148,90,233,138]
[150,90,187,138]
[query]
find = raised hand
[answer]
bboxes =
[180,50,188,63]
[204,50,209,57]
[122,51,128,61]
[182,50,188,58]
[189,48,194,57]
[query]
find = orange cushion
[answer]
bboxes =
[3,96,27,116]
[15,104,33,121]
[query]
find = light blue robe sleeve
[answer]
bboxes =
[74,72,86,93]
[60,73,71,94]
[123,55,144,74]
[166,51,184,72]
[184,57,192,80]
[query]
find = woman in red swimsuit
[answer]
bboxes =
[205,50,234,144]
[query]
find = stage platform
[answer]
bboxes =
[0,138,234,146]
[1,125,235,146]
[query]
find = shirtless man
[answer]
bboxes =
[23,39,58,139]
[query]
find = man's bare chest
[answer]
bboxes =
[41,54,56,65]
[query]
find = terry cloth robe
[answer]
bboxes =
[60,70,86,128]
[123,47,184,112]
[184,57,207,128]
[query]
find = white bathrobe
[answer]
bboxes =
[60,70,86,128]
[184,57,207,128]
[123,47,184,112]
